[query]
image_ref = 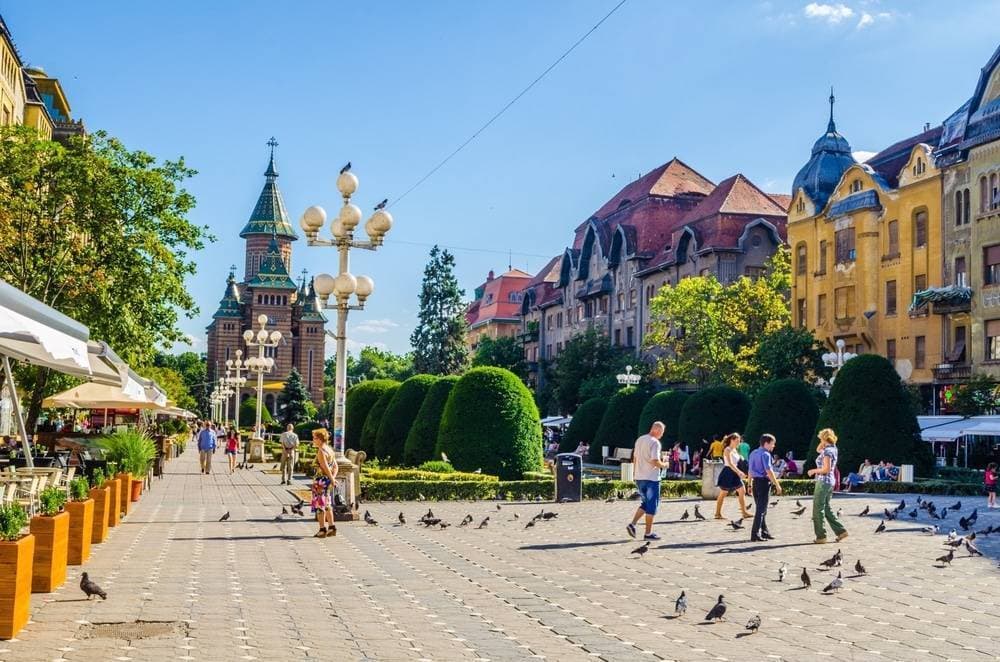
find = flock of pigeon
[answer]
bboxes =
[862,497,993,566]
[370,501,562,532]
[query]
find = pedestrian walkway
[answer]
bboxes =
[4,443,1000,661]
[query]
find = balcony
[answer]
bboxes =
[933,363,972,381]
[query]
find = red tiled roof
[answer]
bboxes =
[466,268,532,328]
[867,125,943,188]
[679,174,787,225]
[591,158,715,219]
[767,193,793,211]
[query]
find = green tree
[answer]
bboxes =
[344,379,399,451]
[373,374,437,463]
[559,397,606,454]
[135,365,196,411]
[0,126,210,429]
[551,327,635,413]
[637,391,690,445]
[815,354,934,477]
[153,351,209,416]
[472,336,527,379]
[277,368,313,426]
[743,379,819,461]
[437,367,542,479]
[951,373,998,416]
[405,375,459,465]
[324,346,414,386]
[359,385,400,456]
[750,327,832,395]
[645,248,790,388]
[589,387,651,463]
[410,246,468,375]
[677,386,751,448]
[239,397,273,427]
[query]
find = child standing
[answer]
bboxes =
[986,462,998,508]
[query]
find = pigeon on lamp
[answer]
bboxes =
[340,162,351,174]
[674,590,687,616]
[822,572,843,593]
[631,541,650,558]
[854,559,867,575]
[704,595,726,622]
[374,198,388,211]
[801,567,811,589]
[745,614,761,634]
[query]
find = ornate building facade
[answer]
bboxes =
[465,268,532,354]
[205,143,326,413]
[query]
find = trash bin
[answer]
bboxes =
[555,453,582,502]
[899,464,914,482]
[620,461,634,483]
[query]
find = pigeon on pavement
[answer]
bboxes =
[477,517,490,529]
[745,613,761,634]
[680,510,690,521]
[729,519,744,530]
[704,595,726,621]
[398,513,406,525]
[936,550,954,566]
[219,511,230,522]
[791,506,807,517]
[674,590,687,616]
[801,567,811,589]
[694,505,706,521]
[858,506,870,517]
[965,540,983,557]
[854,559,867,575]
[80,572,107,600]
[778,562,788,582]
[875,520,886,534]
[822,572,843,593]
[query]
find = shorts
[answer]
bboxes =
[986,484,996,496]
[635,479,660,515]
[225,449,237,456]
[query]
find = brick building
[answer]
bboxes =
[205,143,326,414]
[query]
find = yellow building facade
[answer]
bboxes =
[0,14,25,128]
[789,101,944,402]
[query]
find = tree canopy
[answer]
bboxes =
[410,246,468,375]
[324,346,414,386]
[278,368,313,426]
[551,327,637,413]
[472,336,527,379]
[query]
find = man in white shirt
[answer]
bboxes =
[278,424,299,485]
[626,422,668,541]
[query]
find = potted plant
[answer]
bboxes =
[100,431,157,511]
[104,463,121,528]
[88,468,110,544]
[65,476,94,565]
[0,502,32,639]
[29,487,69,593]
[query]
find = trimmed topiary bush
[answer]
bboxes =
[589,387,651,464]
[293,420,323,441]
[374,374,437,463]
[437,367,543,480]
[417,460,455,473]
[345,379,400,451]
[677,386,751,447]
[637,391,690,444]
[359,384,400,456]
[743,379,819,461]
[405,376,459,466]
[560,398,607,453]
[239,397,273,428]
[815,354,934,477]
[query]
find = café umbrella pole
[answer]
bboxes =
[1,355,33,468]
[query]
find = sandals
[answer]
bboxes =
[314,528,327,538]
[327,525,337,537]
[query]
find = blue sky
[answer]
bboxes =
[7,1,1000,355]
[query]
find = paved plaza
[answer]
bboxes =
[3,444,1000,661]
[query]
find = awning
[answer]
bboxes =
[0,279,90,378]
[909,285,973,313]
[541,416,572,427]
[160,406,196,419]
[918,416,966,442]
[42,381,165,410]
[959,417,1000,437]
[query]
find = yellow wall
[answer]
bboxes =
[0,32,24,127]
[788,144,943,385]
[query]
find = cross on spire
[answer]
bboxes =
[264,137,279,179]
[827,87,836,133]
[267,136,278,154]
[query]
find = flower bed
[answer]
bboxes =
[362,469,498,483]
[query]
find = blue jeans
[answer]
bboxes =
[635,480,660,515]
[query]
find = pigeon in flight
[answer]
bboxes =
[219,511,230,522]
[631,541,650,558]
[936,549,954,566]
[875,520,886,534]
[920,525,939,535]
[340,162,351,174]
[858,506,870,517]
[80,573,107,600]
[745,613,761,634]
[674,590,687,616]
[822,571,843,593]
[680,509,690,521]
[778,563,788,582]
[704,595,727,622]
[694,505,706,521]
[801,567,811,589]
[854,559,867,575]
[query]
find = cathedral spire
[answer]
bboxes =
[265,137,279,179]
[827,87,836,133]
[239,138,298,240]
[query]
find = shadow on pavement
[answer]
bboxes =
[170,535,303,541]
[519,540,631,551]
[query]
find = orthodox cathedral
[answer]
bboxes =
[205,141,326,412]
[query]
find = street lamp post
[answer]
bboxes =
[242,314,281,462]
[225,350,248,458]
[616,365,641,388]
[299,166,392,460]
[821,339,857,393]
[219,374,234,425]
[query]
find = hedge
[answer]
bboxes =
[405,376,459,466]
[239,397,273,427]
[861,480,985,496]
[361,479,498,501]
[559,398,606,454]
[359,384,400,456]
[294,420,324,441]
[637,391,689,444]
[933,466,983,484]
[677,386,751,447]
[590,387,651,463]
[437,367,543,480]
[418,460,455,473]
[345,379,400,451]
[743,379,818,461]
[815,354,934,477]
[374,374,438,463]
[362,469,498,482]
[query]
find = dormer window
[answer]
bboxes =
[913,157,926,176]
[796,198,805,213]
[850,179,863,193]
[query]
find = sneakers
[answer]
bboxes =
[814,537,828,544]
[835,531,849,542]
[626,523,636,538]
[643,532,661,541]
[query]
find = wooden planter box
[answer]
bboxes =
[0,534,34,640]
[116,473,131,517]
[89,487,110,544]
[30,511,69,593]
[130,478,143,502]
[65,499,94,565]
[106,479,121,528]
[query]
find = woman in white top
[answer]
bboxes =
[714,433,751,520]
[678,443,690,477]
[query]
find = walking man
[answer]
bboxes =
[279,423,299,485]
[197,421,217,475]
[626,422,668,541]
[748,433,782,542]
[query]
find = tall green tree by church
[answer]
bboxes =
[410,246,468,375]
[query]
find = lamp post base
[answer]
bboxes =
[248,437,265,463]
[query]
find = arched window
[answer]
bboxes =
[796,243,807,275]
[956,190,964,226]
[964,188,971,223]
[850,179,863,193]
[992,173,999,210]
[984,176,991,212]
[913,210,928,248]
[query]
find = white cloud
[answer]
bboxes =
[852,150,877,163]
[345,338,387,353]
[803,2,854,23]
[856,10,894,29]
[351,318,399,334]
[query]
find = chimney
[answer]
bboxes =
[924,122,931,132]
[487,270,494,281]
